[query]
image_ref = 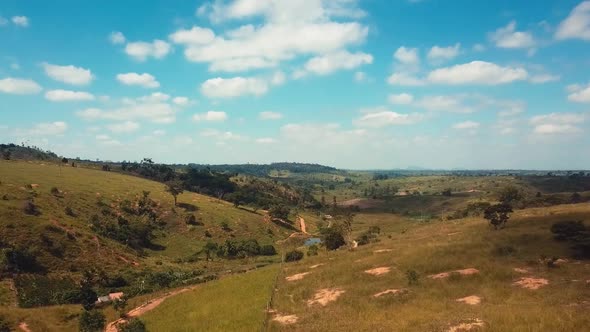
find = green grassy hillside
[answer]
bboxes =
[268,204,590,331]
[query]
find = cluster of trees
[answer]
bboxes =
[190,162,338,177]
[90,191,163,251]
[226,178,319,210]
[0,143,59,161]
[201,240,277,260]
[551,221,590,258]
[362,184,400,199]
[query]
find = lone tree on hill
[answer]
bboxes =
[269,204,290,221]
[483,203,513,230]
[165,181,184,206]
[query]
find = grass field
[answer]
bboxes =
[268,204,590,331]
[142,265,280,331]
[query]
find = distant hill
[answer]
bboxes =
[187,162,339,177]
[0,143,60,161]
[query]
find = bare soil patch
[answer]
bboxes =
[513,267,529,274]
[307,288,345,307]
[448,318,485,332]
[285,272,311,282]
[18,322,32,332]
[309,264,324,269]
[364,267,391,276]
[373,289,408,298]
[272,314,299,325]
[373,249,393,253]
[429,268,479,280]
[513,277,549,290]
[456,295,481,305]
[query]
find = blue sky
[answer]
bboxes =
[1,0,590,169]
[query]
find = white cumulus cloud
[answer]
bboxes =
[555,1,590,40]
[107,121,140,133]
[42,63,94,86]
[109,31,126,44]
[116,72,160,88]
[0,78,42,94]
[427,61,528,85]
[201,77,268,98]
[427,43,460,63]
[490,21,536,49]
[193,111,228,122]
[259,111,283,120]
[125,40,171,61]
[45,89,95,102]
[11,16,28,27]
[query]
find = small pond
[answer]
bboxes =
[304,237,322,246]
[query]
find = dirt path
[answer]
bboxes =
[105,286,196,332]
[297,216,308,234]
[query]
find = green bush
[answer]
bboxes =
[321,227,345,250]
[285,250,304,262]
[406,269,419,285]
[13,275,82,307]
[307,244,319,256]
[117,318,146,332]
[79,310,105,332]
[259,245,277,256]
[0,316,10,332]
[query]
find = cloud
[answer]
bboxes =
[259,111,283,120]
[256,137,277,144]
[201,76,268,98]
[354,107,423,127]
[16,121,68,136]
[555,1,590,40]
[427,61,528,85]
[529,74,560,84]
[178,1,369,72]
[354,71,368,82]
[567,83,590,103]
[301,51,373,76]
[172,96,190,106]
[107,121,140,133]
[11,16,29,27]
[45,89,95,102]
[453,121,480,130]
[77,95,179,124]
[280,123,367,147]
[386,72,424,86]
[200,129,243,141]
[530,112,585,135]
[193,111,228,122]
[490,21,536,49]
[169,26,215,45]
[394,46,419,66]
[388,93,414,105]
[109,31,126,44]
[125,40,171,61]
[427,43,460,63]
[0,78,42,94]
[116,72,160,88]
[42,63,94,86]
[415,95,474,113]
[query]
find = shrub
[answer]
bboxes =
[285,250,304,262]
[185,214,198,225]
[23,200,40,216]
[117,318,146,332]
[204,230,212,238]
[259,244,277,256]
[406,269,419,285]
[493,245,516,256]
[65,206,76,217]
[269,204,290,221]
[551,220,590,258]
[79,310,105,332]
[321,227,346,250]
[0,316,10,332]
[220,221,231,232]
[307,244,319,256]
[1,247,43,274]
[50,186,60,195]
[1,194,8,201]
[551,221,586,241]
[483,203,513,229]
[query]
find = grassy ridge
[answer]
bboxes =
[269,204,590,331]
[142,265,279,331]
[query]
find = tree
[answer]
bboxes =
[571,192,582,203]
[61,157,68,164]
[269,204,290,221]
[483,203,513,230]
[79,310,105,332]
[321,227,346,250]
[285,250,304,262]
[202,242,218,261]
[112,295,128,318]
[499,186,522,204]
[165,181,184,206]
[1,150,10,160]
